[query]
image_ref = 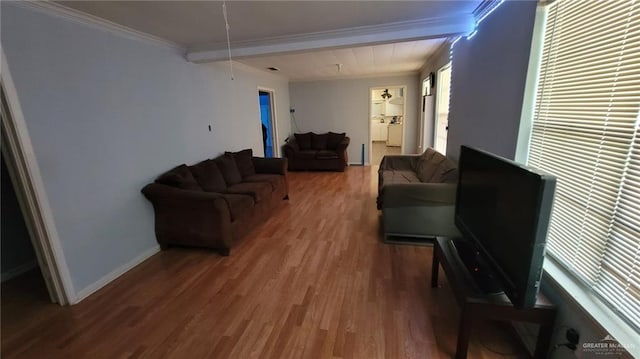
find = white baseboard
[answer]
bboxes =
[1,260,38,282]
[74,245,160,303]
[348,162,370,166]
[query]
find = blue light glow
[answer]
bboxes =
[476,0,505,26]
[466,0,506,41]
[449,36,461,60]
[450,0,507,61]
[451,36,462,49]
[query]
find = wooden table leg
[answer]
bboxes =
[534,322,555,359]
[455,302,473,359]
[431,245,440,288]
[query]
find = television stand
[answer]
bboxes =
[447,239,504,295]
[431,237,557,359]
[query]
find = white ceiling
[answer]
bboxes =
[53,1,479,80]
[238,38,446,81]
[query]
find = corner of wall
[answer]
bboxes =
[74,245,160,303]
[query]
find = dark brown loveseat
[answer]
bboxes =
[283,132,350,171]
[141,149,288,256]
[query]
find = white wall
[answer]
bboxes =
[207,62,291,157]
[289,74,420,165]
[446,0,538,160]
[1,3,289,299]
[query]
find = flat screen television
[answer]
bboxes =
[454,145,556,308]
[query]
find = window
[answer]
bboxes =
[527,0,639,332]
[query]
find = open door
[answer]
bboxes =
[258,88,278,158]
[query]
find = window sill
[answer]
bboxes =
[542,258,639,358]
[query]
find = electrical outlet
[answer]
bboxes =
[289,108,295,113]
[566,328,580,350]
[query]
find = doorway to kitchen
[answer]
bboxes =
[258,89,278,158]
[434,63,451,154]
[369,86,406,166]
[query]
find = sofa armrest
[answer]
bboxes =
[381,183,457,208]
[253,157,288,175]
[336,136,350,163]
[283,140,300,157]
[379,155,420,171]
[336,136,350,152]
[141,183,232,248]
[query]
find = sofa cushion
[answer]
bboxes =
[427,153,458,183]
[416,148,445,182]
[416,158,440,183]
[296,150,318,160]
[226,148,256,178]
[155,164,202,191]
[215,154,242,186]
[316,150,339,159]
[227,182,272,203]
[190,159,227,192]
[244,174,284,191]
[383,170,421,185]
[327,132,346,150]
[220,194,255,221]
[294,132,312,150]
[311,133,328,150]
[436,163,459,183]
[414,148,459,183]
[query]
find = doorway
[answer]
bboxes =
[1,151,51,310]
[434,63,452,155]
[1,62,72,305]
[258,90,277,158]
[369,86,406,166]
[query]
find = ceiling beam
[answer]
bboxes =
[187,15,475,63]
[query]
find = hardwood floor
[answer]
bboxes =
[1,166,528,358]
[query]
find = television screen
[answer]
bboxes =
[455,146,556,308]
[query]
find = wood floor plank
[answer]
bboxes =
[1,166,529,359]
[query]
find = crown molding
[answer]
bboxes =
[207,60,291,81]
[14,1,184,52]
[187,14,475,63]
[418,40,453,74]
[288,70,420,84]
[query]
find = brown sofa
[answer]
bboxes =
[283,132,350,171]
[141,149,288,256]
[377,148,460,240]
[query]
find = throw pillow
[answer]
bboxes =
[311,133,329,150]
[155,164,202,191]
[225,148,256,178]
[294,132,312,150]
[214,154,242,186]
[326,132,346,150]
[416,148,446,182]
[440,167,459,183]
[190,159,227,192]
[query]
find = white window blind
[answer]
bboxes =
[528,0,640,331]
